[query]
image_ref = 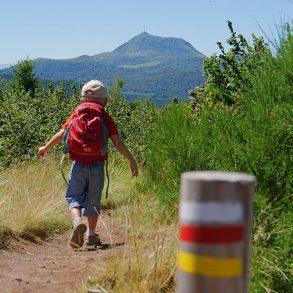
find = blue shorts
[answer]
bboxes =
[65,161,104,217]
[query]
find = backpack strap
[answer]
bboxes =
[63,122,72,155]
[105,159,110,199]
[101,109,109,156]
[60,122,72,186]
[60,153,69,186]
[101,109,110,199]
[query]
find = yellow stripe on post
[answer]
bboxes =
[177,251,243,278]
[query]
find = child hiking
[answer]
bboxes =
[38,80,138,249]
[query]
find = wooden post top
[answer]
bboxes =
[181,171,255,183]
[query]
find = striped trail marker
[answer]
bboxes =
[176,171,255,293]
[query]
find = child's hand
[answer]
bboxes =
[37,146,47,158]
[130,160,138,177]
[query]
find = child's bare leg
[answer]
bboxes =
[70,207,81,219]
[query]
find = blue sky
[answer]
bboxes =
[0,0,292,64]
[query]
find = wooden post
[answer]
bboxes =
[176,171,255,293]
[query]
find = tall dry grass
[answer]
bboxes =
[0,153,142,246]
[0,155,70,244]
[79,183,178,293]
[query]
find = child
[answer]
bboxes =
[38,80,138,248]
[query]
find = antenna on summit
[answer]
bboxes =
[143,26,146,33]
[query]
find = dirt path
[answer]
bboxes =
[0,210,126,293]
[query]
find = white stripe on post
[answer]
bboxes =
[180,201,244,224]
[176,171,255,293]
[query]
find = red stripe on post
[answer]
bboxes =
[180,225,244,244]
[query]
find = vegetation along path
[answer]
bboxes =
[0,210,126,293]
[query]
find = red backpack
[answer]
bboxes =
[63,102,109,164]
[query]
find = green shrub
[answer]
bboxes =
[144,23,292,292]
[0,80,79,168]
[107,78,159,162]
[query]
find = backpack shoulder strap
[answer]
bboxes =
[60,154,69,186]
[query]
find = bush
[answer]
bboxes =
[144,23,292,292]
[0,80,79,168]
[107,79,159,163]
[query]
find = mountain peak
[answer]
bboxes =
[113,32,205,58]
[138,31,150,36]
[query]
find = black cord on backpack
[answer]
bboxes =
[105,160,110,199]
[60,153,69,186]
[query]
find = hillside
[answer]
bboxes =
[0,64,10,70]
[0,32,206,104]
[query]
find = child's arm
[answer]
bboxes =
[37,129,65,158]
[110,134,138,177]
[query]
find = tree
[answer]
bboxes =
[189,21,271,107]
[12,58,38,96]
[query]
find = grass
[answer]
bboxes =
[0,153,140,247]
[0,151,179,292]
[250,194,293,292]
[101,155,140,209]
[1,152,291,292]
[121,27,293,291]
[0,155,70,245]
[78,191,178,293]
[75,157,179,293]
